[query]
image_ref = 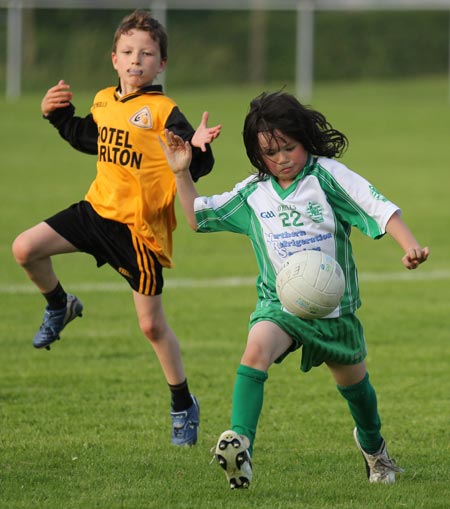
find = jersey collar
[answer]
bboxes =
[114,83,164,102]
[270,153,316,198]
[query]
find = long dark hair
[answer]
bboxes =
[243,91,348,179]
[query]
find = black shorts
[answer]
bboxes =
[45,201,164,296]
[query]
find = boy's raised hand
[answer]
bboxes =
[160,129,193,175]
[191,111,221,152]
[41,79,73,117]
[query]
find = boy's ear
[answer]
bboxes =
[111,52,118,70]
[158,58,168,74]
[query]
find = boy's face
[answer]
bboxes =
[112,29,167,94]
[258,130,309,188]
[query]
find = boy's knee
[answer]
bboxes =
[139,317,165,342]
[241,342,269,368]
[12,233,31,265]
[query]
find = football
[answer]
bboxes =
[276,250,345,319]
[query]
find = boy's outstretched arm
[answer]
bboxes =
[41,79,98,155]
[385,211,430,269]
[160,129,199,231]
[191,111,222,152]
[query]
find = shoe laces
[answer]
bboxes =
[373,454,404,475]
[209,446,218,465]
[41,308,65,331]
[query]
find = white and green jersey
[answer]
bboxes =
[194,155,399,317]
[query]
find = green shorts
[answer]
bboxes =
[249,302,366,372]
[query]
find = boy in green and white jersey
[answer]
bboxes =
[194,155,398,320]
[161,91,429,488]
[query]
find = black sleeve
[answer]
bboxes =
[165,106,214,182]
[45,104,98,155]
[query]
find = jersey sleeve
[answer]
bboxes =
[317,159,400,239]
[194,178,254,235]
[45,104,98,155]
[165,106,214,182]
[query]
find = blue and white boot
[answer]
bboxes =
[33,294,83,350]
[171,395,200,446]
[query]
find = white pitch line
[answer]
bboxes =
[0,270,449,294]
[359,269,450,282]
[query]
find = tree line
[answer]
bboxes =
[0,8,448,93]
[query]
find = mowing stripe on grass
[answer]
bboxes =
[1,269,449,294]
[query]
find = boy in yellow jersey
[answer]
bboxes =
[12,10,221,446]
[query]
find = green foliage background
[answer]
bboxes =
[0,9,449,92]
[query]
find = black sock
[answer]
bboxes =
[43,282,67,310]
[169,379,192,412]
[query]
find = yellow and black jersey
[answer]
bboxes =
[45,85,214,267]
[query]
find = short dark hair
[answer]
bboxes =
[243,91,348,179]
[112,9,168,61]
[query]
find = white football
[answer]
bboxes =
[276,250,345,319]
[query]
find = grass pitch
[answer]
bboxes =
[1,77,449,508]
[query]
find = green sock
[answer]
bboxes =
[231,364,268,455]
[337,372,382,454]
